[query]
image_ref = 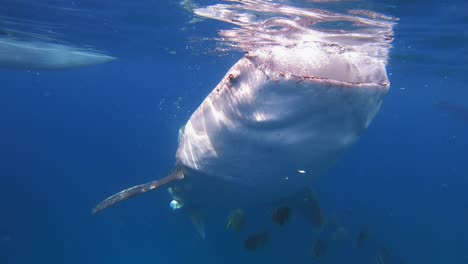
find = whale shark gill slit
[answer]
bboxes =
[92,169,185,215]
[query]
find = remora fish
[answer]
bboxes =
[92,0,395,239]
[0,37,115,69]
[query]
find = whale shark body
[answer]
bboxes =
[0,37,115,69]
[173,45,389,208]
[92,0,396,238]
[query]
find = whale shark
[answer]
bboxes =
[0,37,115,69]
[92,0,396,238]
[0,13,115,69]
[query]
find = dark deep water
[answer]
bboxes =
[1,0,467,264]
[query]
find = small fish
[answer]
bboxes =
[244,231,268,250]
[313,239,327,260]
[272,206,291,226]
[326,213,340,230]
[376,247,390,264]
[226,209,245,231]
[435,101,468,124]
[1,234,12,242]
[331,226,348,241]
[357,227,369,248]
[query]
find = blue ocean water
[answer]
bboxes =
[1,0,467,264]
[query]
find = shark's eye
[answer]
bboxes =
[227,73,240,86]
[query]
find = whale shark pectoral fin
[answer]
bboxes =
[292,189,324,230]
[187,208,206,240]
[92,169,184,215]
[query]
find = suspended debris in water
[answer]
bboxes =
[272,206,291,226]
[226,209,245,231]
[313,239,327,260]
[357,227,369,248]
[244,231,269,250]
[376,247,391,264]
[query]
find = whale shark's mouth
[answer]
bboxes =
[281,74,389,88]
[246,45,391,89]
